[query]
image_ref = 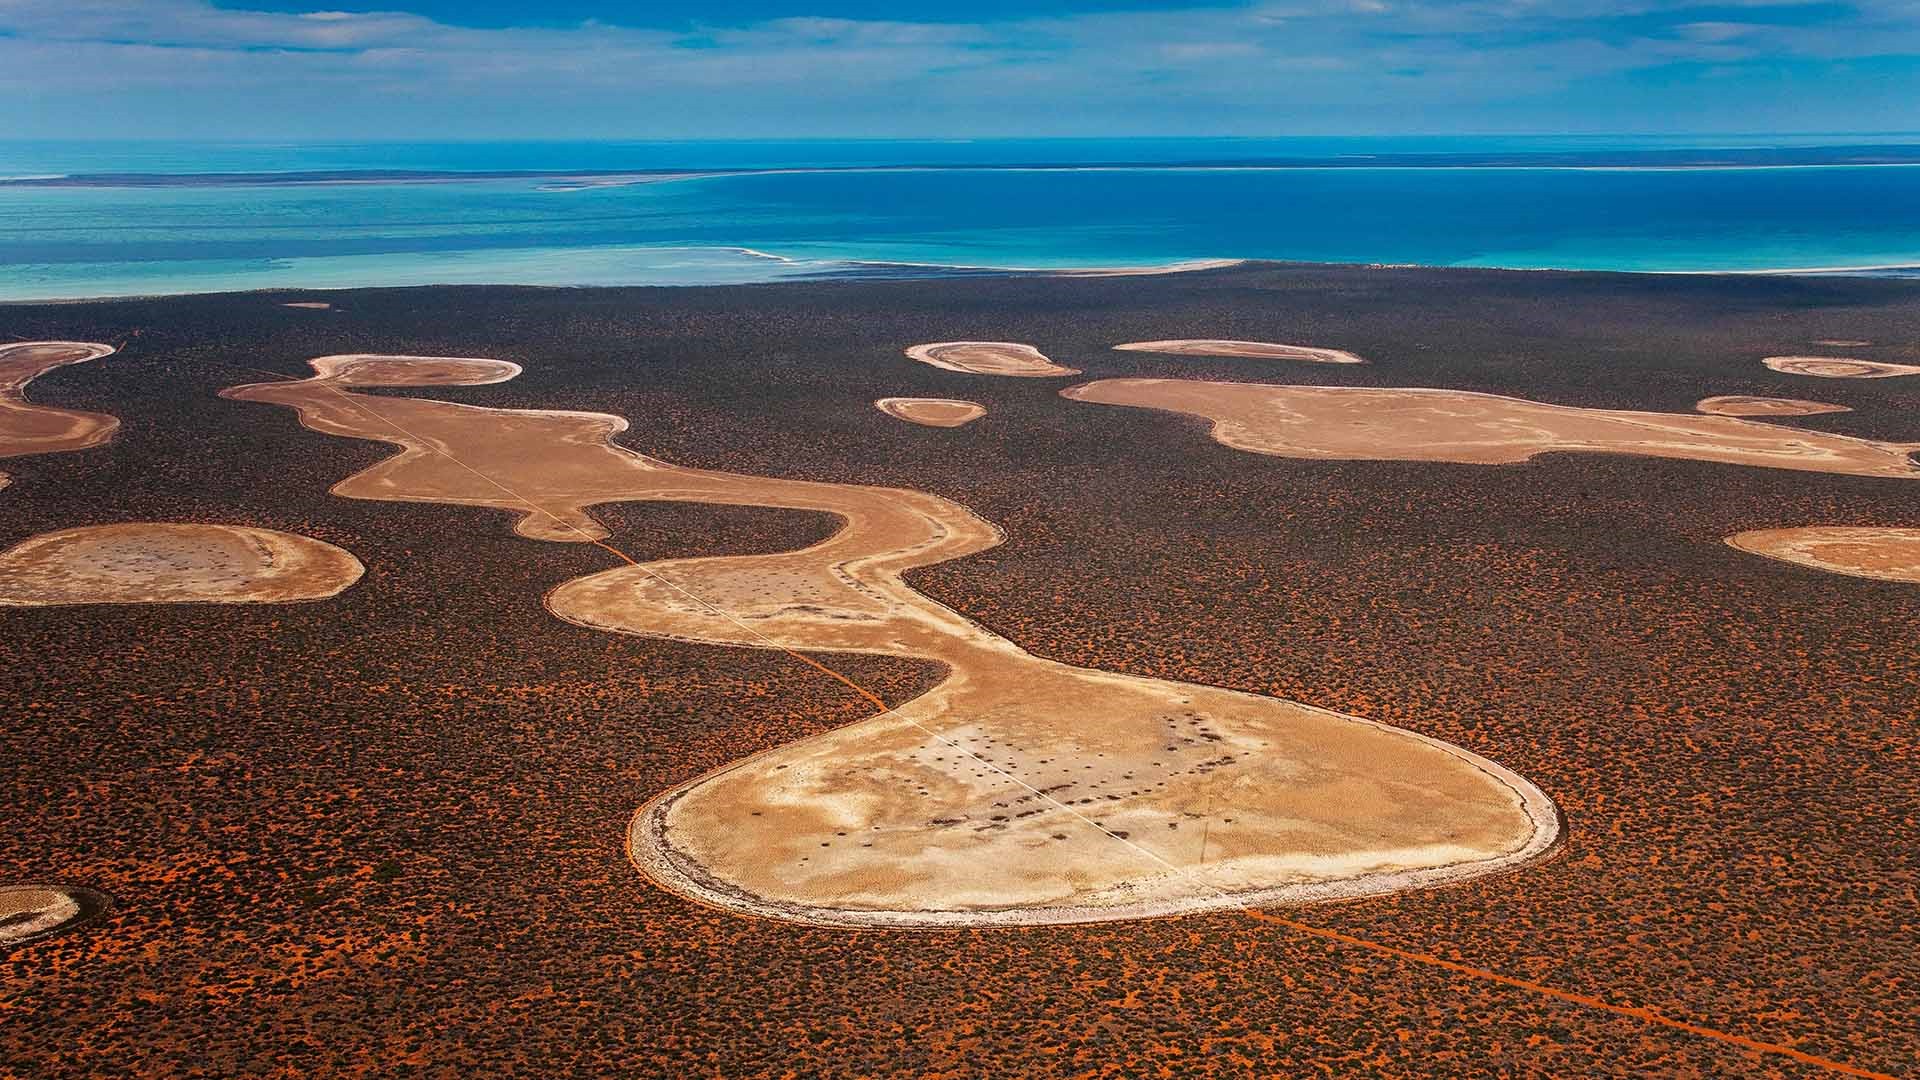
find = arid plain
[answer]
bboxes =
[2,264,1918,1077]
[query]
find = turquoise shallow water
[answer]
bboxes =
[3,138,1920,300]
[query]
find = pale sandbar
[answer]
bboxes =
[0,523,364,606]
[904,342,1079,378]
[1062,379,1920,478]
[0,884,109,947]
[1695,395,1851,417]
[874,397,987,428]
[1727,526,1920,584]
[1762,356,1920,379]
[1115,340,1365,364]
[0,341,118,491]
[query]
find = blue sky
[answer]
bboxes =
[1,0,1916,139]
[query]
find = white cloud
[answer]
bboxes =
[0,0,1915,136]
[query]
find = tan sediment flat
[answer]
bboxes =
[0,523,364,606]
[230,355,1559,927]
[282,301,333,310]
[1114,340,1365,365]
[874,397,986,428]
[1763,356,1920,379]
[0,341,119,491]
[0,886,82,946]
[904,342,1080,378]
[1695,395,1851,418]
[1061,379,1920,478]
[1813,339,1871,347]
[1727,526,1920,584]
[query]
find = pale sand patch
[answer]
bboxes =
[282,301,333,310]
[230,355,1559,927]
[1813,339,1871,348]
[0,523,364,606]
[0,884,108,947]
[1695,395,1851,417]
[1114,340,1365,365]
[1062,379,1920,478]
[1727,526,1920,584]
[0,341,118,491]
[1763,356,1920,379]
[904,342,1080,378]
[874,397,986,428]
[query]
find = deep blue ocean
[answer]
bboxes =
[3,137,1920,301]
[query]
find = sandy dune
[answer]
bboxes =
[1727,526,1920,584]
[1114,340,1365,364]
[1813,339,1871,347]
[1762,356,1920,379]
[0,341,119,491]
[0,523,364,606]
[1062,379,1920,477]
[229,355,1559,927]
[874,397,986,428]
[1695,395,1850,417]
[282,301,333,310]
[904,342,1079,377]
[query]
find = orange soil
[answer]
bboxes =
[904,342,1080,377]
[1694,395,1850,417]
[228,354,1559,927]
[1762,356,1920,379]
[0,341,119,491]
[0,523,364,606]
[1061,379,1920,477]
[1114,340,1365,364]
[1725,526,1920,584]
[873,397,986,428]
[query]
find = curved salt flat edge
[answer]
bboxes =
[539,457,1558,923]
[305,354,523,385]
[1059,379,1920,476]
[0,523,366,607]
[1694,395,1851,417]
[577,556,1561,927]
[225,354,1559,927]
[1725,526,1920,584]
[1113,340,1366,364]
[625,691,1562,929]
[0,341,121,490]
[221,357,608,542]
[874,397,987,428]
[0,883,111,947]
[903,342,1082,378]
[1762,356,1920,379]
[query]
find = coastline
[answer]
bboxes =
[6,253,1918,306]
